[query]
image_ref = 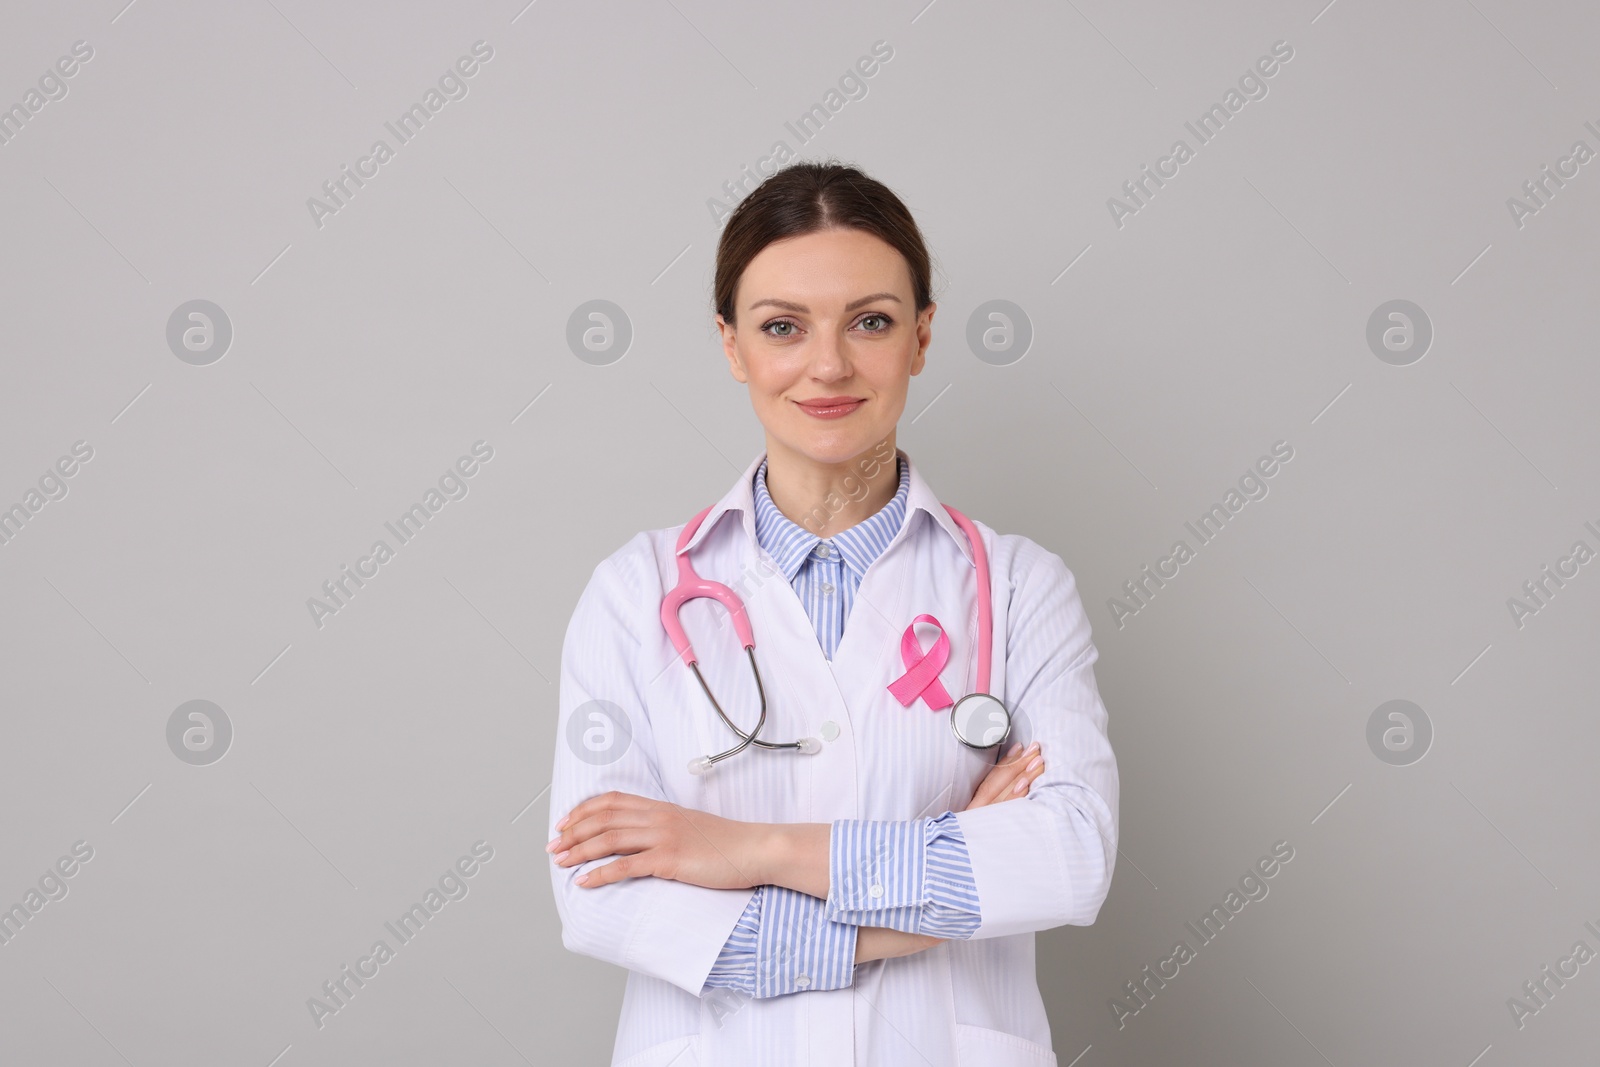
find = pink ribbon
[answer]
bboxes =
[886,614,954,710]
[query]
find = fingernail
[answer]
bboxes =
[556,815,570,830]
[1027,741,1040,753]
[1026,755,1043,773]
[1012,778,1027,794]
[574,872,589,885]
[554,850,570,863]
[545,838,561,853]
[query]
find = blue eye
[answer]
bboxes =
[761,319,798,337]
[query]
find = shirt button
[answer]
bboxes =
[795,974,811,988]
[869,883,884,898]
[815,543,831,558]
[820,720,840,741]
[821,582,835,596]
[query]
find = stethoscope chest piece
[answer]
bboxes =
[950,692,1011,751]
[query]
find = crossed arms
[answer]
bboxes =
[547,541,1118,998]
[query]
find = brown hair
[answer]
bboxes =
[712,160,935,327]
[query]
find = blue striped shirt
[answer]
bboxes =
[702,454,983,999]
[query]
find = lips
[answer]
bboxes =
[796,397,865,417]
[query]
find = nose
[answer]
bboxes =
[808,330,851,381]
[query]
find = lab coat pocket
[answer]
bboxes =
[954,1023,1057,1067]
[614,1033,700,1067]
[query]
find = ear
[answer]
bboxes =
[717,314,749,383]
[911,301,936,376]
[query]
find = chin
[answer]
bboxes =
[784,432,881,466]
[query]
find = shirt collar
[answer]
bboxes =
[674,447,976,569]
[752,452,910,583]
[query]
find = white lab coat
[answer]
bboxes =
[549,448,1119,1067]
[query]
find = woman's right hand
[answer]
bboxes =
[854,742,1045,966]
[963,741,1044,810]
[763,745,1049,965]
[854,926,945,964]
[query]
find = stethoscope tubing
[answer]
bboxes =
[663,497,1005,771]
[689,650,811,768]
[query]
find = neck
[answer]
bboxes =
[764,435,900,538]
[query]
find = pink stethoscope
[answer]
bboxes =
[661,502,1013,775]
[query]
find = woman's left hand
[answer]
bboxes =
[548,791,764,890]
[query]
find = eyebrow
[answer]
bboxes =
[746,292,903,314]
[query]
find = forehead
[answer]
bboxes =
[739,228,911,306]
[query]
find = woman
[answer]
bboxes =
[547,162,1119,1066]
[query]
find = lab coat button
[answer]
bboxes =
[869,883,884,898]
[820,720,840,741]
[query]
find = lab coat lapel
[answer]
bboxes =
[834,516,967,822]
[678,452,859,820]
[826,519,912,692]
[842,450,978,721]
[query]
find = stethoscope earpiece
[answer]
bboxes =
[690,736,821,774]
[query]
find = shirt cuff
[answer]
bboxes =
[702,886,762,996]
[701,885,859,999]
[754,886,858,996]
[827,811,982,938]
[922,811,983,939]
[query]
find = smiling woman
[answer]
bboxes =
[547,161,1119,1067]
[708,164,937,538]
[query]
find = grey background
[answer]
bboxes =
[1,0,1597,1064]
